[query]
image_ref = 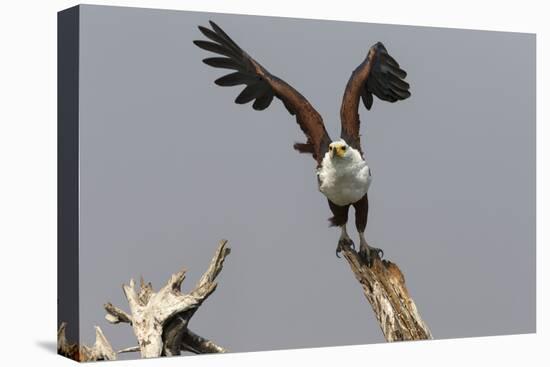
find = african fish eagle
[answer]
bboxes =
[194,21,411,266]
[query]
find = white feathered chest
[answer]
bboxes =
[317,147,372,206]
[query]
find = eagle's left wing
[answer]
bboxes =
[194,21,331,164]
[340,42,411,156]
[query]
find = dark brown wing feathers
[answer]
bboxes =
[340,42,410,155]
[194,21,331,164]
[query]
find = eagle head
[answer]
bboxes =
[329,140,350,159]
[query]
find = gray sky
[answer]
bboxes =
[76,4,535,358]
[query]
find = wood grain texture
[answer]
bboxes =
[57,322,116,362]
[104,239,230,358]
[340,244,432,342]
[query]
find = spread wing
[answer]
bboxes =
[340,42,411,156]
[194,21,331,164]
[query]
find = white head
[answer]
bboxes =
[328,139,351,159]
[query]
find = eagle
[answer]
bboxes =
[194,21,410,266]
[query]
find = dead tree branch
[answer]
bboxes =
[340,244,432,342]
[104,239,231,358]
[117,345,141,354]
[57,322,116,362]
[181,329,228,354]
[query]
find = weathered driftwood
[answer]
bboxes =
[57,322,78,360]
[57,322,116,362]
[104,239,230,358]
[340,244,432,342]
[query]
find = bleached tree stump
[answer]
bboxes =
[340,244,432,342]
[104,239,230,358]
[57,322,116,361]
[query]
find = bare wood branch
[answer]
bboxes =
[104,302,132,324]
[79,326,117,361]
[162,314,189,356]
[122,328,227,356]
[117,345,141,354]
[194,239,231,292]
[57,322,78,360]
[186,239,231,317]
[122,279,141,314]
[139,276,153,305]
[116,337,219,357]
[58,323,116,361]
[105,240,231,358]
[340,244,432,341]
[181,329,228,354]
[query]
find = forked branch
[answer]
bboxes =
[104,239,231,358]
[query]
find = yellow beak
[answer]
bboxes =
[334,147,346,158]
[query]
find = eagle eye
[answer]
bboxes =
[329,146,333,151]
[341,146,346,151]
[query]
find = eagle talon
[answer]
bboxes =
[336,238,354,258]
[359,244,384,267]
[358,248,371,266]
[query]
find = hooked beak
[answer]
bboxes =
[331,147,346,158]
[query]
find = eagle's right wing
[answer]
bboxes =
[194,21,331,164]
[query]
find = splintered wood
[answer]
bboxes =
[57,322,116,362]
[340,245,432,342]
[104,239,230,358]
